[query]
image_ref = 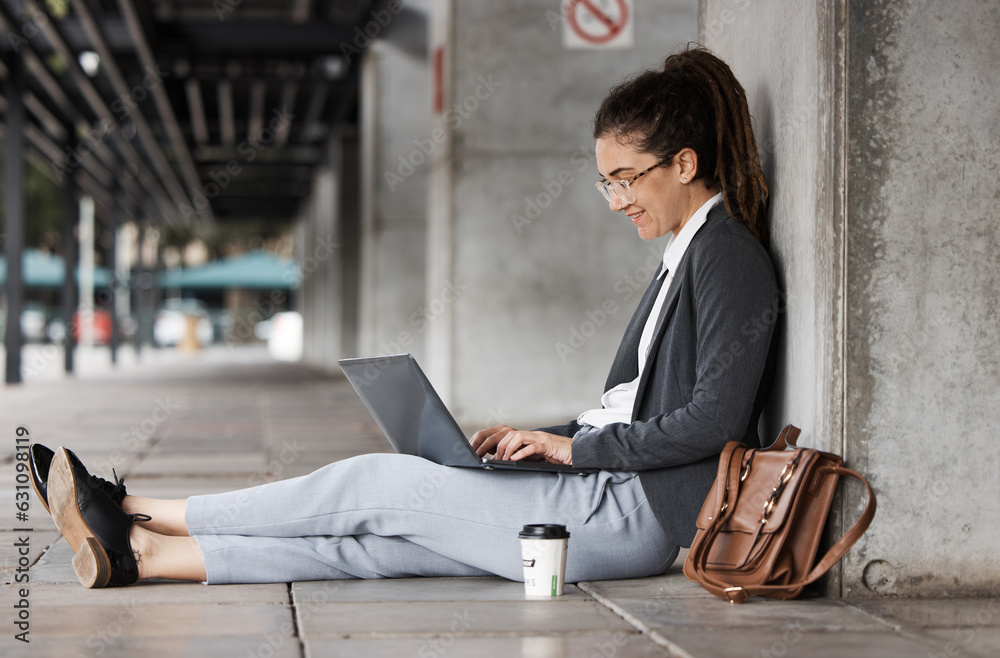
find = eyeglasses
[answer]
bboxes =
[595,162,665,204]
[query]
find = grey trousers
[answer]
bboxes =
[186,453,678,584]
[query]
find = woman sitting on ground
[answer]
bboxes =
[30,45,779,588]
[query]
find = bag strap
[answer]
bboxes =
[686,427,798,589]
[763,424,800,451]
[715,465,877,603]
[686,444,747,588]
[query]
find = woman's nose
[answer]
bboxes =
[609,194,627,213]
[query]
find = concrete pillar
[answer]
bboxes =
[357,34,431,364]
[338,132,361,358]
[701,0,1000,597]
[298,127,358,370]
[133,221,146,356]
[109,198,121,364]
[427,0,698,426]
[3,53,25,384]
[78,196,96,348]
[61,173,79,373]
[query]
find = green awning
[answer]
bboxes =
[0,249,111,288]
[160,250,300,290]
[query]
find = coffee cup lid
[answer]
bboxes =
[519,524,570,539]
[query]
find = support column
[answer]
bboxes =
[133,220,146,356]
[61,172,79,373]
[78,196,96,348]
[108,199,119,364]
[425,0,696,424]
[149,226,162,348]
[702,0,1000,597]
[3,53,26,385]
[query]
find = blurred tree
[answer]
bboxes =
[0,140,65,253]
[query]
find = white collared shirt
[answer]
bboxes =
[577,193,723,429]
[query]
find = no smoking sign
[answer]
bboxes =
[561,0,634,50]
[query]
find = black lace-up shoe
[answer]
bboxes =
[29,443,128,514]
[48,447,147,588]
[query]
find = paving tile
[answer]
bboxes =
[297,600,633,638]
[26,602,294,638]
[24,539,81,585]
[0,529,61,579]
[2,636,302,658]
[153,440,267,453]
[849,598,1000,628]
[0,581,289,606]
[927,627,1000,658]
[579,571,713,601]
[657,627,947,658]
[304,633,668,658]
[293,576,590,603]
[129,453,267,477]
[109,477,250,499]
[4,346,993,658]
[597,595,888,633]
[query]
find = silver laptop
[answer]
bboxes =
[338,354,596,475]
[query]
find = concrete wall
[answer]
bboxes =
[300,4,429,370]
[702,0,1000,597]
[844,0,1000,597]
[298,137,343,369]
[428,0,698,427]
[358,12,432,363]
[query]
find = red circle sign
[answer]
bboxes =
[567,0,629,45]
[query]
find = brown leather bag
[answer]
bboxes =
[683,425,876,603]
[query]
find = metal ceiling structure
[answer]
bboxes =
[1,0,397,383]
[0,0,389,226]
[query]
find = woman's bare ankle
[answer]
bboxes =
[129,525,155,581]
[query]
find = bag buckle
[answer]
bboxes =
[724,586,749,604]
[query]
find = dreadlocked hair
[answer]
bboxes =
[593,45,769,247]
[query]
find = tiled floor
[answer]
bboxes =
[0,345,996,657]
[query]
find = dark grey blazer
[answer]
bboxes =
[541,203,779,547]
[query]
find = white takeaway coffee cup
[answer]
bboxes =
[519,524,570,597]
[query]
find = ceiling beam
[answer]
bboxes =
[217,79,235,146]
[248,79,266,143]
[185,78,208,145]
[291,0,312,23]
[149,20,358,57]
[114,0,215,222]
[275,81,297,148]
[7,0,179,225]
[299,81,328,144]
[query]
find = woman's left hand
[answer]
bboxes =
[493,430,574,465]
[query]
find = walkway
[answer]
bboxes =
[0,346,995,657]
